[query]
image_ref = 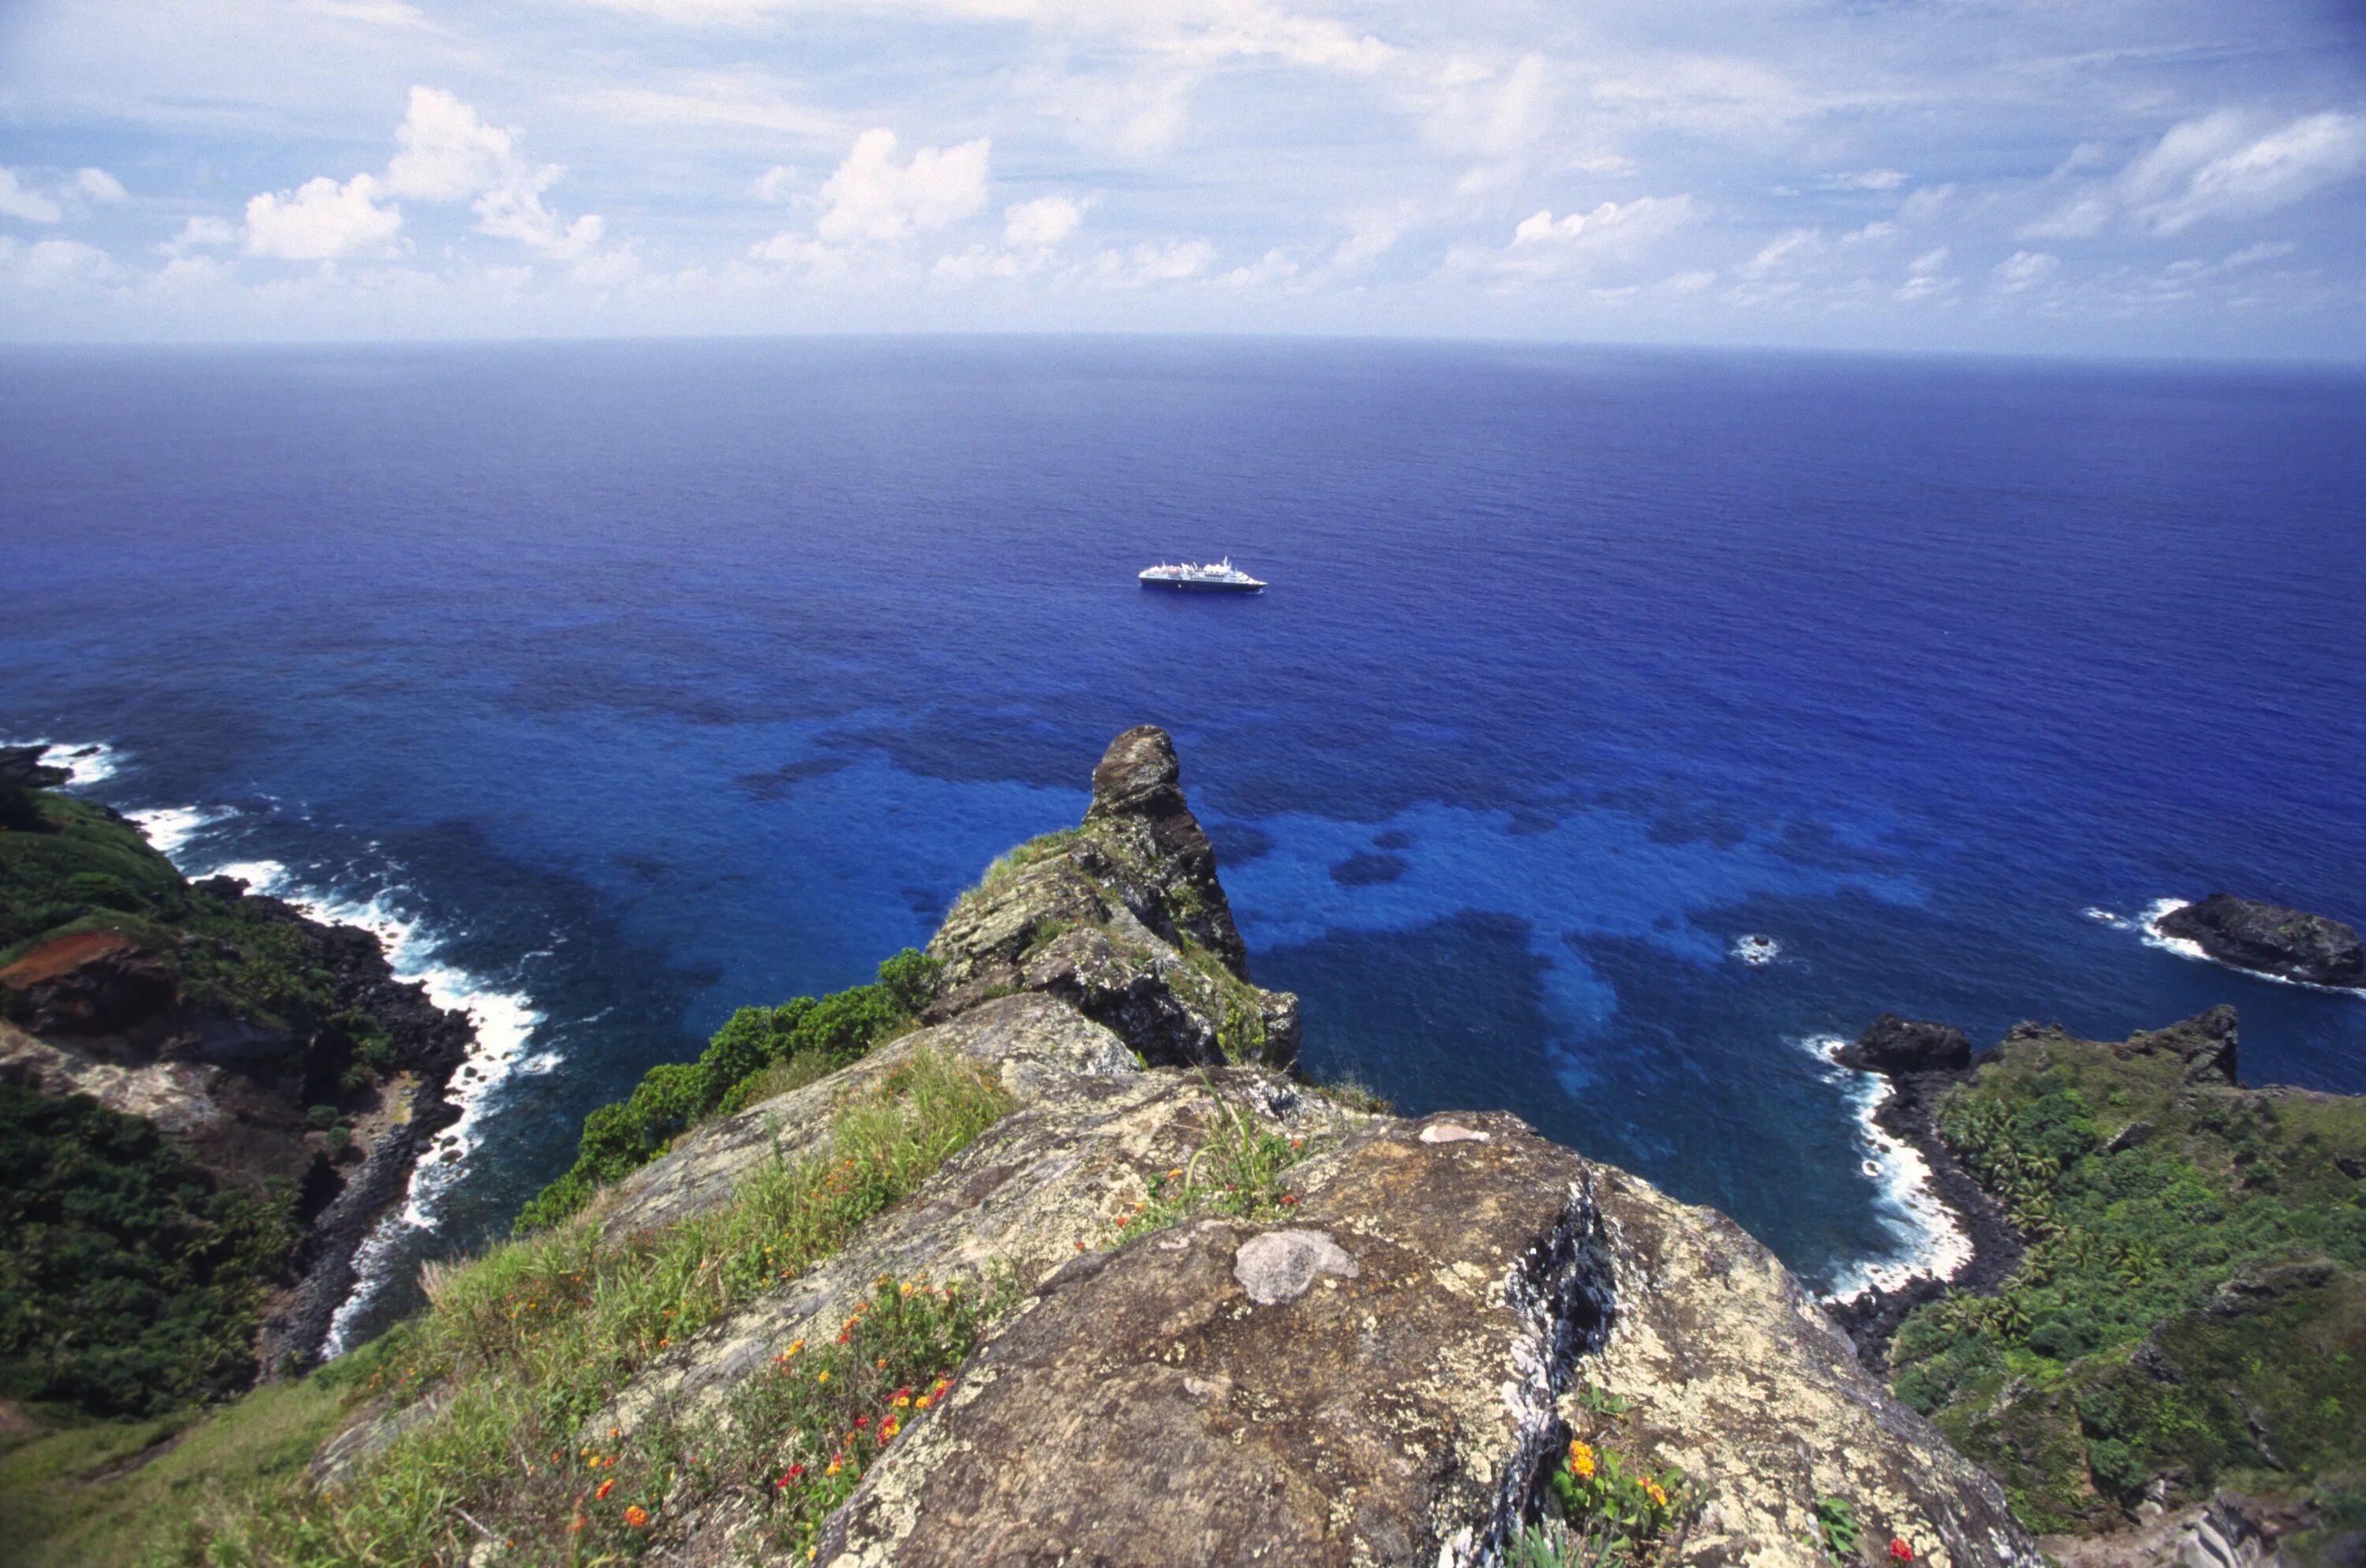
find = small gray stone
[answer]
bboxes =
[1233,1228,1360,1304]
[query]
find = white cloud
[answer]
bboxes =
[244,174,403,260]
[816,129,991,243]
[750,165,801,202]
[162,215,240,255]
[1831,168,1908,191]
[310,0,430,24]
[0,235,117,288]
[1897,245,1954,301]
[74,168,128,203]
[1450,196,1696,283]
[1737,226,1819,278]
[1004,195,1082,248]
[2027,110,2366,239]
[1088,238,1215,286]
[0,168,64,224]
[1992,249,2060,292]
[385,86,518,202]
[2137,111,2366,233]
[379,86,603,256]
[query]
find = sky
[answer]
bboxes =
[2,0,2364,356]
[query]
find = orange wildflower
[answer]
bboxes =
[595,1479,615,1501]
[622,1505,649,1528]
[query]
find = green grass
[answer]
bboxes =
[514,950,941,1232]
[151,1047,1016,1566]
[1890,1021,2366,1534]
[947,827,1082,913]
[0,1353,376,1568]
[1108,1080,1311,1245]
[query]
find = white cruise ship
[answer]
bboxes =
[1137,558,1266,593]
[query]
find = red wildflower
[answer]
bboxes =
[595,1479,615,1501]
[1890,1541,1915,1562]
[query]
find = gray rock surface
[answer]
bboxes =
[2155,893,2364,989]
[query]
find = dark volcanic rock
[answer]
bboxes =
[0,745,70,788]
[2156,892,2364,988]
[2117,1003,2241,1086]
[1836,1012,1972,1075]
[1084,725,1249,974]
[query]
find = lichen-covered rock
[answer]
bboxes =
[596,991,1143,1243]
[2155,893,2364,988]
[805,1110,2039,1568]
[924,727,1299,1068]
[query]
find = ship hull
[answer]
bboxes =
[1140,578,1263,592]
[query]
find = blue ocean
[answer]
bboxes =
[5,339,2363,1338]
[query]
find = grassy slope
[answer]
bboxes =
[2,1047,1015,1568]
[1890,1017,2366,1547]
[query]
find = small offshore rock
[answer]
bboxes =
[1835,1012,1972,1075]
[2156,892,2364,987]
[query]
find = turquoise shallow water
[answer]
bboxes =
[3,337,2362,1338]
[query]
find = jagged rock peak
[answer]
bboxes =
[1082,725,1247,973]
[1085,724,1188,822]
[923,727,1297,1069]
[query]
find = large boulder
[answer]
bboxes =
[1837,1013,1972,1076]
[2155,893,2364,988]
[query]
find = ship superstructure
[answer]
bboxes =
[1138,558,1267,592]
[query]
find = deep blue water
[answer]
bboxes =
[4,338,2363,1333]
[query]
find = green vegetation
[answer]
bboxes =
[145,1048,1015,1566]
[1890,1021,2366,1536]
[1,792,398,1099]
[1107,1081,1310,1243]
[1812,1495,1862,1559]
[514,948,941,1230]
[1511,1432,1692,1567]
[0,1085,297,1417]
[0,1364,368,1568]
[950,827,1082,913]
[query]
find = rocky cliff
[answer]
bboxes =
[263,729,2038,1568]
[0,775,472,1390]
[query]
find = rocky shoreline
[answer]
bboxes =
[1825,1020,2024,1365]
[233,888,473,1371]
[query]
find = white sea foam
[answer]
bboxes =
[1804,1033,1976,1301]
[2082,905,2133,931]
[2,737,123,786]
[109,832,546,1353]
[2136,897,2364,998]
[128,804,237,856]
[1732,933,1780,966]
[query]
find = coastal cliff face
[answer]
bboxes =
[281,729,2036,1568]
[0,754,471,1394]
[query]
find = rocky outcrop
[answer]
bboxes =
[813,1109,2039,1568]
[0,812,472,1376]
[2155,894,2364,988]
[924,728,1300,1069]
[1837,1014,1972,1075]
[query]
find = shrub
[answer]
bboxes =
[0,1084,295,1417]
[517,950,942,1232]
